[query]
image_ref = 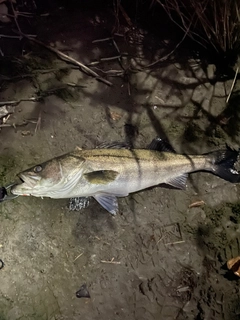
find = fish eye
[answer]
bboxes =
[34,165,42,173]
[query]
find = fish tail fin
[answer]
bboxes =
[207,148,239,183]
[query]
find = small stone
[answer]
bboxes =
[207,64,216,80]
[76,284,90,298]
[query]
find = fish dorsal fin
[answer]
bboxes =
[93,193,118,215]
[96,142,131,149]
[166,173,188,189]
[148,137,176,153]
[84,170,119,184]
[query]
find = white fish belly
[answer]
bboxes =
[67,164,189,198]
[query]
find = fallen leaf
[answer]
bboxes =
[21,130,31,136]
[227,256,240,277]
[108,109,122,121]
[189,200,205,208]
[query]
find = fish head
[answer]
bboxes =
[11,154,85,198]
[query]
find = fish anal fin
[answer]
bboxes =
[166,173,188,189]
[148,137,176,153]
[93,193,118,215]
[84,170,119,184]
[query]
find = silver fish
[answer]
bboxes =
[11,138,240,214]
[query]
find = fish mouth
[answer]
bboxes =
[18,173,40,189]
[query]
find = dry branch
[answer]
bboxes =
[155,0,240,55]
[226,67,239,103]
[17,33,113,86]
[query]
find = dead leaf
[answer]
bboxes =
[227,256,240,277]
[107,107,123,121]
[21,130,31,136]
[189,200,205,208]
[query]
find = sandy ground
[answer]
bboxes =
[1,5,240,320]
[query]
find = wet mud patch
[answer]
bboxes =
[184,202,240,319]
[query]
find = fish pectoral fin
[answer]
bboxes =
[84,170,119,184]
[166,173,188,189]
[93,193,118,215]
[148,137,176,153]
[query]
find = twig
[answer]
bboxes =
[7,11,34,18]
[101,257,121,264]
[112,39,120,54]
[119,4,133,27]
[144,27,189,68]
[66,82,87,88]
[226,67,239,103]
[113,33,124,37]
[73,252,83,262]
[93,67,124,76]
[0,97,38,106]
[35,109,42,133]
[165,240,185,246]
[9,0,22,34]
[0,34,22,39]
[87,61,101,66]
[100,55,121,61]
[92,37,112,43]
[19,34,113,86]
[127,82,131,96]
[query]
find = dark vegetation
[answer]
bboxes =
[0,0,240,143]
[0,0,240,76]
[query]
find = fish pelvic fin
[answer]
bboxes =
[207,148,240,183]
[93,193,118,215]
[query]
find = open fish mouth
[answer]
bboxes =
[17,173,40,189]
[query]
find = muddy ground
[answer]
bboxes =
[1,3,240,320]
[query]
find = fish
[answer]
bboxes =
[11,138,240,215]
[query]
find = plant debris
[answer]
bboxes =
[227,256,240,277]
[189,200,205,208]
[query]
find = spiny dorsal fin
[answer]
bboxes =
[96,142,131,149]
[148,137,176,153]
[84,170,119,184]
